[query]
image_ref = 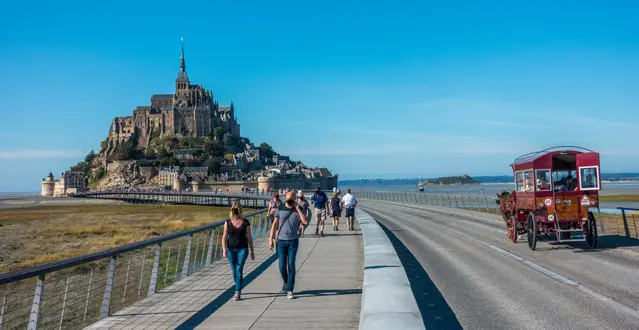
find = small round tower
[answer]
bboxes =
[41,172,55,197]
[191,180,200,193]
[173,177,183,191]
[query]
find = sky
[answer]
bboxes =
[1,0,638,192]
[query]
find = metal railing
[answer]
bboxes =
[618,207,639,239]
[355,191,500,214]
[354,191,639,239]
[0,195,273,330]
[73,191,272,209]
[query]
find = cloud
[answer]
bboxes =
[0,149,88,160]
[281,142,526,157]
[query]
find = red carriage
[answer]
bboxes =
[497,146,600,250]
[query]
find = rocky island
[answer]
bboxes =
[40,41,337,196]
[419,174,479,186]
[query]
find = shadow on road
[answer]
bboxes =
[567,234,639,253]
[377,221,463,329]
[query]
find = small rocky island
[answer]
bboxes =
[419,174,479,186]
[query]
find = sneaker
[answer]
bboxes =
[287,291,295,299]
[234,292,240,301]
[320,232,325,237]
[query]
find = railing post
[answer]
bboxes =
[100,256,117,319]
[148,243,162,295]
[27,273,45,330]
[58,276,71,330]
[621,209,631,238]
[182,234,194,278]
[205,229,215,266]
[0,293,6,330]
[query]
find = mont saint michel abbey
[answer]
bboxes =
[108,40,240,148]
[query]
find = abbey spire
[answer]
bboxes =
[176,38,190,85]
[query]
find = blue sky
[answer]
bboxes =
[1,0,638,191]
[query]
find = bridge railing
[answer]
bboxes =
[0,196,271,330]
[355,191,639,239]
[72,191,272,209]
[355,190,500,214]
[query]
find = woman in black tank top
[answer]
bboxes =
[222,201,255,300]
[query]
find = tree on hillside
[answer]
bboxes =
[214,126,225,141]
[203,157,222,175]
[204,140,224,158]
[259,142,274,159]
[84,150,96,164]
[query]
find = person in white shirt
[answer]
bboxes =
[340,189,357,231]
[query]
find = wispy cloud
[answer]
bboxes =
[0,149,88,160]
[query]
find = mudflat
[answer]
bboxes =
[0,203,246,274]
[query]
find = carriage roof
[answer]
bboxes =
[509,146,598,169]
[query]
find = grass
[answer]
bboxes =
[599,194,639,203]
[0,204,255,273]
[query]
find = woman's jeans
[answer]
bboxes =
[226,247,249,293]
[277,239,299,292]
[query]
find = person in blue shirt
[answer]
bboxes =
[311,186,329,237]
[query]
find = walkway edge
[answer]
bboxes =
[356,208,424,330]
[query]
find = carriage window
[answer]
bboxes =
[515,170,533,192]
[535,170,551,191]
[579,167,599,190]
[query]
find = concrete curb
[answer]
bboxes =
[356,208,424,330]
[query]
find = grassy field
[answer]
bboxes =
[599,194,639,202]
[0,204,254,273]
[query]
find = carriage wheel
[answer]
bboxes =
[585,212,598,249]
[527,213,537,251]
[510,215,518,243]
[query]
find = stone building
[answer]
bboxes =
[106,39,241,154]
[41,171,88,197]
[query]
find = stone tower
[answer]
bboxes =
[41,172,55,197]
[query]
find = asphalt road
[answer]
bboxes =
[360,200,639,330]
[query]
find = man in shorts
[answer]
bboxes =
[341,188,357,231]
[311,186,328,237]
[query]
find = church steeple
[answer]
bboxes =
[176,38,190,91]
[180,38,186,73]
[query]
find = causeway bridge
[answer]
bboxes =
[1,192,639,329]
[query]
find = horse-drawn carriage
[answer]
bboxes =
[497,146,600,250]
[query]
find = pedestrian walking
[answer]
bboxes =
[311,186,329,237]
[296,191,311,236]
[341,189,358,231]
[267,192,282,238]
[221,201,255,301]
[329,191,342,231]
[269,191,309,299]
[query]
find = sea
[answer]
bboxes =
[2,182,639,212]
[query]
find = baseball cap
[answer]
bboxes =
[297,190,304,197]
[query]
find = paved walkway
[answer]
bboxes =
[86,216,364,330]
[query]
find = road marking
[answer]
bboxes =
[488,245,577,286]
[364,204,639,321]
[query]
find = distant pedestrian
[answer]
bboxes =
[222,201,255,301]
[330,191,342,231]
[311,186,329,237]
[296,191,311,236]
[269,191,309,299]
[341,189,358,231]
